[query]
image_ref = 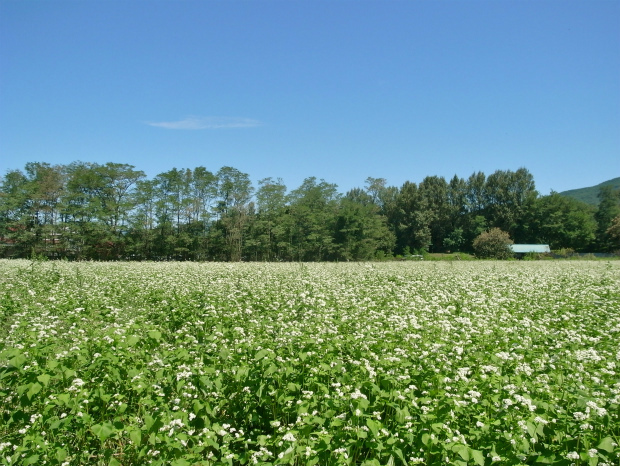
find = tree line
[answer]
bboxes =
[1,162,618,261]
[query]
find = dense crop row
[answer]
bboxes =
[1,260,619,465]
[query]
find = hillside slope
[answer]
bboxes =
[559,177,620,205]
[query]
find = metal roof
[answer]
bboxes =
[509,244,551,253]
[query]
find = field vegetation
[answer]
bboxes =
[1,260,619,465]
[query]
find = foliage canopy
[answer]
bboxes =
[0,162,616,260]
[472,227,514,259]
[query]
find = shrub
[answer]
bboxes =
[553,248,576,258]
[472,228,513,259]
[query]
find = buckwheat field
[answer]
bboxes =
[1,260,619,466]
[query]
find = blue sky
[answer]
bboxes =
[1,0,618,196]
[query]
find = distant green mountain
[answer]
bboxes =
[559,177,620,205]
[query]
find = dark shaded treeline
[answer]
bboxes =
[1,162,618,260]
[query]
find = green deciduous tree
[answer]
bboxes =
[250,177,288,260]
[527,192,596,251]
[595,186,620,251]
[606,216,620,250]
[484,168,537,241]
[285,177,339,261]
[418,176,451,252]
[472,228,513,259]
[0,169,31,257]
[334,189,395,260]
[393,182,432,254]
[216,166,254,261]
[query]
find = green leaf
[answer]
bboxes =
[396,407,410,423]
[27,382,42,400]
[147,330,162,341]
[109,458,121,466]
[330,418,343,427]
[366,419,379,437]
[453,444,469,461]
[431,422,443,433]
[171,459,191,466]
[55,449,67,462]
[144,414,163,433]
[144,414,155,431]
[361,460,380,466]
[0,366,16,380]
[393,448,406,464]
[535,455,556,464]
[23,455,39,465]
[92,422,115,441]
[470,448,485,466]
[126,335,141,346]
[597,436,615,453]
[56,393,71,405]
[526,421,537,438]
[37,374,51,386]
[287,382,300,392]
[17,383,29,396]
[9,353,27,369]
[254,349,270,360]
[264,364,278,376]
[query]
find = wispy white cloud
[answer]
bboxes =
[146,116,262,130]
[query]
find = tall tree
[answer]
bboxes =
[190,167,218,224]
[24,162,65,229]
[151,168,192,259]
[484,168,537,241]
[364,177,388,207]
[606,216,620,250]
[528,192,596,251]
[154,168,188,234]
[465,171,486,215]
[62,162,144,258]
[127,179,158,259]
[444,175,468,251]
[0,169,31,257]
[418,176,450,252]
[285,177,339,261]
[595,186,620,251]
[64,162,116,258]
[251,177,287,260]
[189,167,218,259]
[215,167,254,261]
[393,181,432,254]
[334,189,395,260]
